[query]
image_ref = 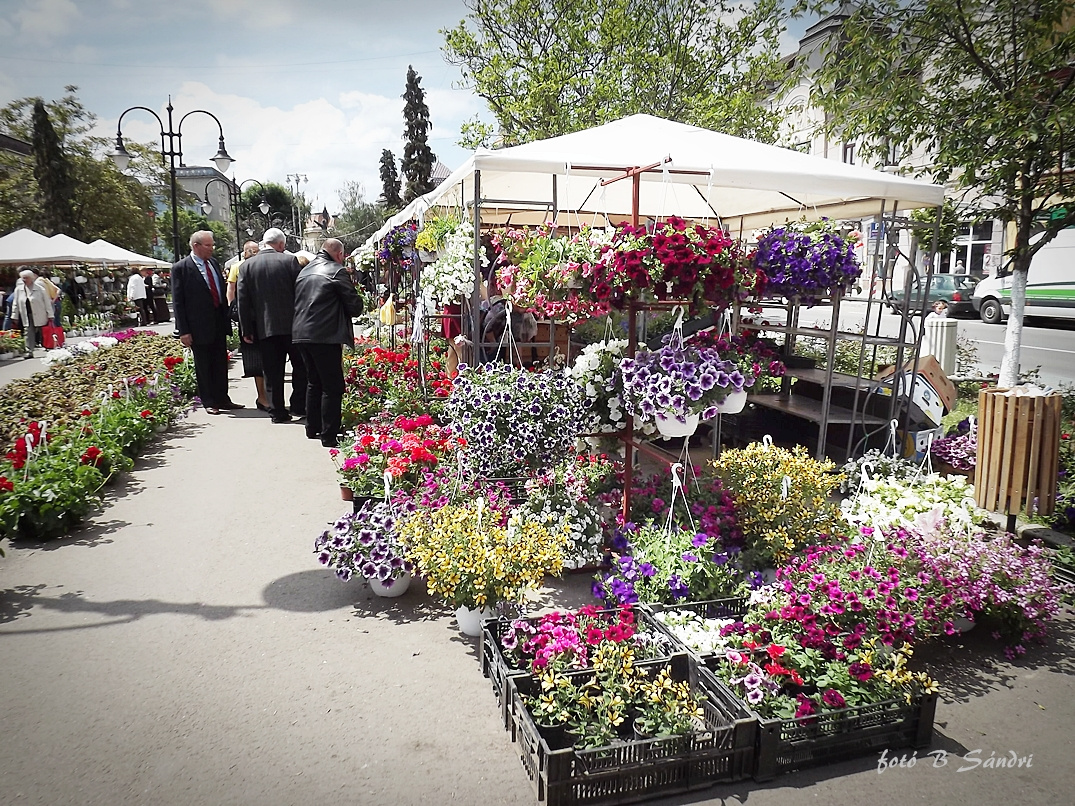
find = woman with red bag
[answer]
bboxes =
[11,268,52,359]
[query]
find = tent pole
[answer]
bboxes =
[470,170,482,363]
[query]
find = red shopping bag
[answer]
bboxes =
[41,324,66,348]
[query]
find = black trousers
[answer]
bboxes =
[260,334,292,419]
[191,337,230,409]
[135,298,152,326]
[298,343,344,444]
[287,343,308,415]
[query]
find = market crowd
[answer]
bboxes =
[171,228,363,447]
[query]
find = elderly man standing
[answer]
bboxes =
[237,228,307,424]
[171,230,243,414]
[292,238,363,447]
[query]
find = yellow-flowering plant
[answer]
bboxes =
[399,498,568,609]
[707,442,846,567]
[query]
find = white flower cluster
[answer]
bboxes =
[842,472,982,534]
[653,610,737,655]
[513,494,605,569]
[352,243,377,270]
[41,336,120,367]
[567,338,655,451]
[420,221,485,307]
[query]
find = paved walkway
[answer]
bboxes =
[1,336,1074,805]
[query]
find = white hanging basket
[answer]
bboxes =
[716,389,748,414]
[655,412,700,439]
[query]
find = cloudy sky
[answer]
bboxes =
[0,0,808,215]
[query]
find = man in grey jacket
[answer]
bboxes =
[292,238,363,447]
[237,228,308,423]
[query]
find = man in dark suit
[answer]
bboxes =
[171,230,243,415]
[237,227,307,424]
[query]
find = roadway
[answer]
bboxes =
[773,300,1075,389]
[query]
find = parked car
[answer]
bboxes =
[887,273,983,316]
[972,227,1075,324]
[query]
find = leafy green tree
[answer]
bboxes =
[402,65,436,202]
[379,149,402,210]
[0,88,157,253]
[160,208,233,264]
[442,0,790,147]
[31,99,80,237]
[804,0,1075,386]
[239,181,305,239]
[334,181,387,254]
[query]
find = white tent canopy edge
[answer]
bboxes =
[363,114,944,248]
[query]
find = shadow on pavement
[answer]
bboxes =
[7,518,128,551]
[0,584,260,631]
[262,569,367,613]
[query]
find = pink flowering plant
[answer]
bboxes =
[499,605,674,674]
[331,413,461,498]
[685,330,787,390]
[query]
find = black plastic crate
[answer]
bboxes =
[644,598,750,660]
[509,654,757,806]
[1052,562,1075,602]
[704,667,938,782]
[481,607,678,734]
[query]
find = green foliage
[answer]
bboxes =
[334,181,388,253]
[159,207,233,263]
[442,0,790,146]
[378,149,402,210]
[804,0,1075,385]
[0,87,157,253]
[402,66,436,202]
[31,99,80,237]
[909,200,961,256]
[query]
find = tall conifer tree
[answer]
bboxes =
[379,148,403,209]
[401,66,436,202]
[31,98,80,237]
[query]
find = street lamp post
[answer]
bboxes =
[286,173,307,239]
[109,97,234,263]
[201,177,270,257]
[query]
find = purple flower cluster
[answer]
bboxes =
[753,227,862,304]
[377,222,417,263]
[931,419,977,471]
[314,501,413,585]
[444,362,587,478]
[618,336,747,423]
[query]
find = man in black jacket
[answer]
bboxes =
[237,228,307,423]
[292,238,363,447]
[171,230,243,415]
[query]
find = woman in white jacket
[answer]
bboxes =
[12,268,53,358]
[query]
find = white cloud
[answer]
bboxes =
[13,0,80,40]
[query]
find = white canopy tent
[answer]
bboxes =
[0,228,99,265]
[0,229,169,268]
[365,114,944,246]
[83,239,171,269]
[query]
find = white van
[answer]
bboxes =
[973,227,1075,323]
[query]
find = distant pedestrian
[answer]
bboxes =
[927,300,949,319]
[126,267,150,326]
[292,238,363,447]
[142,268,159,323]
[171,230,244,415]
[11,268,52,358]
[237,228,307,424]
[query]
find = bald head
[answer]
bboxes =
[322,238,345,263]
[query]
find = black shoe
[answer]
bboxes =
[256,401,271,413]
[272,414,293,424]
[306,431,320,440]
[289,410,306,419]
[321,437,338,448]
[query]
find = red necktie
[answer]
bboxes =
[205,262,220,307]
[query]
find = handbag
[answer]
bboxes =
[41,323,65,348]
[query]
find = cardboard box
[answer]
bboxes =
[875,354,957,411]
[874,354,957,426]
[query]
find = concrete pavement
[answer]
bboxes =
[1,338,1074,805]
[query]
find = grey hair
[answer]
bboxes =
[189,230,214,249]
[18,269,36,280]
[263,228,286,246]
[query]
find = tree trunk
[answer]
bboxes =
[999,267,1026,387]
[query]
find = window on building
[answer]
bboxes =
[940,221,994,275]
[842,142,855,165]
